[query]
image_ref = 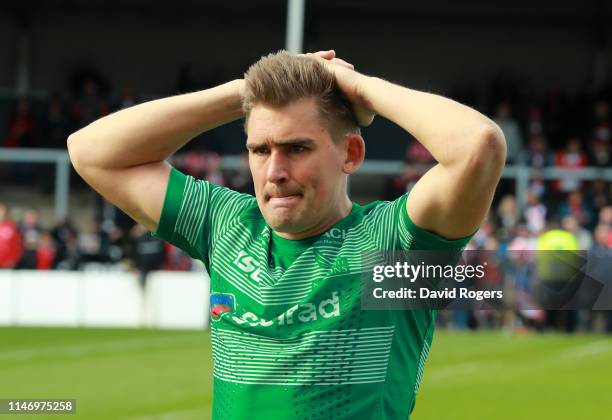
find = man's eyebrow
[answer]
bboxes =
[246,138,316,150]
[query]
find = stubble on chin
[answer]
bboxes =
[266,206,306,233]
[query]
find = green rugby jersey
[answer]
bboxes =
[154,168,473,419]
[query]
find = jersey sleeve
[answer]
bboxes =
[398,194,475,250]
[367,193,474,251]
[153,167,256,261]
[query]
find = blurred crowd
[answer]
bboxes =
[0,142,254,273]
[384,78,612,334]
[0,202,194,275]
[0,63,224,153]
[1,67,611,164]
[1,67,611,333]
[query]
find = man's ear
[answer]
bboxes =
[342,133,365,174]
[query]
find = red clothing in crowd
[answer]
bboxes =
[36,243,56,270]
[4,113,35,148]
[0,220,24,268]
[162,242,192,271]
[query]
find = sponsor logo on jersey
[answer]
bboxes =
[323,228,348,240]
[210,293,236,321]
[233,250,263,282]
[313,252,349,275]
[231,291,341,327]
[331,256,350,274]
[313,249,329,268]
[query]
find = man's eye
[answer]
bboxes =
[290,145,306,153]
[253,147,269,155]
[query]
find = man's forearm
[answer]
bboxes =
[358,77,504,166]
[67,79,244,170]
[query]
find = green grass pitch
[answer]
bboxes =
[0,327,610,419]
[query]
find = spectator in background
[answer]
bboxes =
[526,134,553,168]
[555,137,588,193]
[51,218,80,270]
[558,191,595,230]
[525,134,552,198]
[130,224,166,289]
[597,206,612,248]
[162,242,193,271]
[561,215,593,250]
[70,79,109,130]
[592,100,610,143]
[78,221,106,264]
[35,94,70,192]
[526,105,544,137]
[508,224,537,255]
[524,190,547,235]
[494,101,524,163]
[593,224,611,250]
[0,203,23,268]
[3,98,37,183]
[536,220,580,333]
[588,100,610,169]
[467,214,496,251]
[496,195,519,239]
[589,138,610,168]
[585,224,612,333]
[96,202,135,264]
[3,97,36,148]
[600,205,612,228]
[40,94,70,149]
[507,223,537,279]
[506,223,541,329]
[17,209,43,269]
[588,180,611,216]
[106,225,126,264]
[36,232,56,270]
[131,223,167,327]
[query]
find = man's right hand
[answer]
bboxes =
[306,50,375,127]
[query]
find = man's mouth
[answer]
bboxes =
[267,194,303,206]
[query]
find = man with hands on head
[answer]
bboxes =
[68,50,505,419]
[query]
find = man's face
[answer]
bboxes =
[246,99,347,238]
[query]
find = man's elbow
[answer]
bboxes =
[66,133,80,164]
[66,132,76,152]
[458,125,506,182]
[474,124,507,169]
[66,131,92,171]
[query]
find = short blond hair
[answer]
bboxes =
[242,50,359,141]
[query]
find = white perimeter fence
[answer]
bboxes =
[0,270,210,330]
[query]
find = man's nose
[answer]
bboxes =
[267,150,289,184]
